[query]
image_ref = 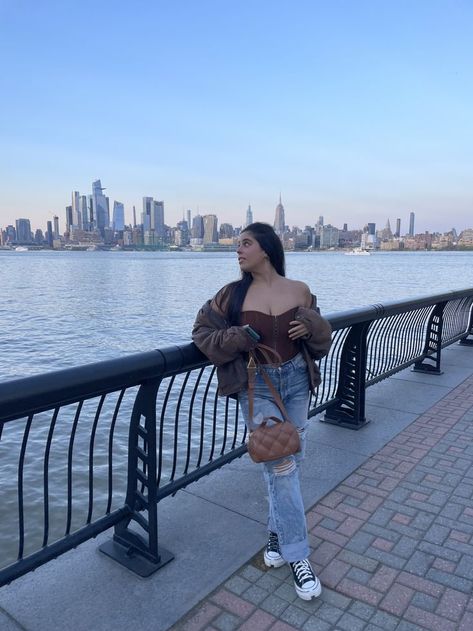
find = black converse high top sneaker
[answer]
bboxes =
[263,531,285,568]
[290,559,322,600]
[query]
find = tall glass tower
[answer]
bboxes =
[409,212,415,236]
[152,200,165,236]
[15,218,32,243]
[274,195,285,237]
[142,197,153,231]
[192,215,204,240]
[72,191,81,228]
[92,180,109,236]
[113,201,125,231]
[203,214,218,244]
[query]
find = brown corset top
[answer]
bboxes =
[240,308,300,363]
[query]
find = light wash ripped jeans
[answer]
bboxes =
[239,352,310,562]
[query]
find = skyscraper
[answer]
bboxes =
[203,214,218,244]
[274,195,285,237]
[152,200,165,236]
[46,221,53,247]
[113,201,125,231]
[80,195,89,230]
[176,220,189,246]
[192,215,204,240]
[72,191,81,228]
[219,223,234,238]
[87,195,94,228]
[142,197,153,231]
[245,204,253,227]
[15,218,31,243]
[92,180,109,236]
[409,212,415,236]
[65,206,73,231]
[53,215,60,238]
[395,218,401,238]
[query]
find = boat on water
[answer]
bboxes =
[345,248,371,256]
[14,246,29,252]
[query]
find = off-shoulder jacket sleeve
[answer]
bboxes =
[295,295,332,360]
[192,300,257,367]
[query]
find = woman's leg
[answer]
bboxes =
[239,358,322,600]
[239,356,310,562]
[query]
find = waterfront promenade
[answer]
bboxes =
[0,342,472,630]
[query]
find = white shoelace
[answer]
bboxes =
[292,560,314,584]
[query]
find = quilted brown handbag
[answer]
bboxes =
[246,348,301,463]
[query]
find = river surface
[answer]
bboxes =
[1,249,472,381]
[1,249,472,565]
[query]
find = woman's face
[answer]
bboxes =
[236,231,268,273]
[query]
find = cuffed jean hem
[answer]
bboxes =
[280,540,310,563]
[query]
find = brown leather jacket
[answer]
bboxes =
[192,293,332,397]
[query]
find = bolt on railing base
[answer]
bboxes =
[99,537,174,578]
[321,414,370,430]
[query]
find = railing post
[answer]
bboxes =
[412,301,446,374]
[459,302,473,346]
[99,380,173,576]
[322,322,370,429]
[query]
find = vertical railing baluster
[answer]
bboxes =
[18,415,34,560]
[106,389,126,515]
[86,395,106,524]
[66,401,83,535]
[43,407,60,547]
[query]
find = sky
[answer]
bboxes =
[0,0,472,235]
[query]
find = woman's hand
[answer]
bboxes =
[288,320,311,340]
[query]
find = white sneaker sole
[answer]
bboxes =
[294,579,322,601]
[263,550,285,568]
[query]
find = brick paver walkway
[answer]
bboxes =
[174,375,473,631]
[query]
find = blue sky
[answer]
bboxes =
[0,0,472,234]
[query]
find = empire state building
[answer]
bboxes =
[274,195,285,238]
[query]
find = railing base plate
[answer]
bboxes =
[411,365,443,375]
[459,338,473,346]
[99,539,174,577]
[321,415,370,430]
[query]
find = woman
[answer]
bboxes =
[192,222,332,601]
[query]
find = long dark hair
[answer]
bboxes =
[218,222,286,325]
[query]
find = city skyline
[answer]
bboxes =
[1,2,472,233]
[4,188,473,242]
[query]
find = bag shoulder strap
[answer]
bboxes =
[247,346,290,423]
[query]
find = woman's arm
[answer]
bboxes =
[295,294,332,359]
[192,300,257,366]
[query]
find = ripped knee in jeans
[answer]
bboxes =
[272,458,297,476]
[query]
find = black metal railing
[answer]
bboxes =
[0,288,472,587]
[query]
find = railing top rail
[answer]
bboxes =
[1,287,472,423]
[326,287,473,330]
[0,345,208,423]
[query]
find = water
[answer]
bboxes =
[1,249,472,381]
[1,249,472,566]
